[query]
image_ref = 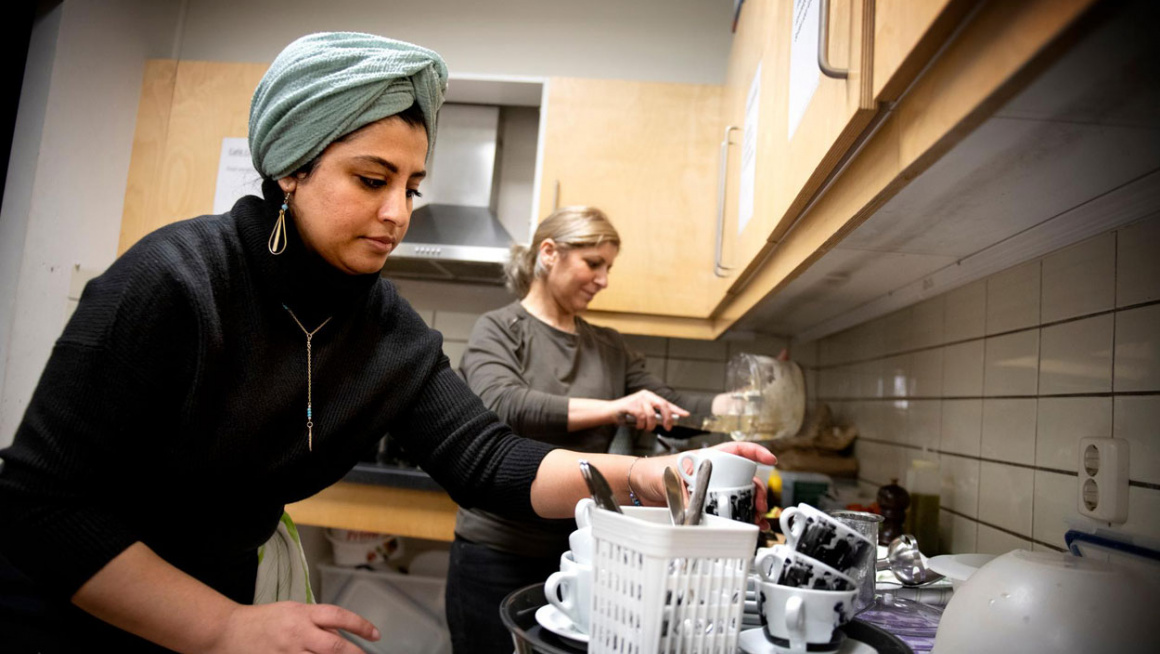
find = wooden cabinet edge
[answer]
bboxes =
[286,481,458,542]
[709,0,1101,335]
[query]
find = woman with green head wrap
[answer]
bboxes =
[0,32,774,653]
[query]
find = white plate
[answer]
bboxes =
[927,553,996,588]
[737,627,879,653]
[534,604,590,644]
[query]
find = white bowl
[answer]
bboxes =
[933,549,1160,653]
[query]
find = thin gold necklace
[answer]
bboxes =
[283,305,332,452]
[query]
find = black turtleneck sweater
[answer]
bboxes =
[0,183,554,651]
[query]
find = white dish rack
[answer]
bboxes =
[588,506,759,653]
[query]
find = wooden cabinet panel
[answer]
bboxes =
[118,60,268,254]
[538,77,729,318]
[713,0,879,305]
[873,0,977,102]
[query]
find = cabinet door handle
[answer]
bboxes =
[553,180,561,210]
[818,0,849,79]
[715,125,740,278]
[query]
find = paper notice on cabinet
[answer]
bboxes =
[788,0,821,140]
[738,61,761,236]
[213,138,263,214]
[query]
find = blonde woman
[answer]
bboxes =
[448,207,749,653]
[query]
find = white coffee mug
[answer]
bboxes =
[754,544,855,591]
[570,526,593,564]
[779,504,875,575]
[575,497,595,529]
[677,449,757,489]
[702,484,756,523]
[544,551,592,633]
[756,579,856,650]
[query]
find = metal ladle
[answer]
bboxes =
[887,535,945,586]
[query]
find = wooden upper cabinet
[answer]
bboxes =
[716,0,879,295]
[872,0,978,102]
[537,77,729,318]
[717,0,776,286]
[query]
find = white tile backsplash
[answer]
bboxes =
[1121,486,1160,542]
[912,297,945,349]
[882,356,910,398]
[907,400,942,450]
[1114,304,1160,392]
[944,280,987,342]
[984,330,1040,396]
[668,338,729,361]
[1112,395,1160,485]
[726,334,788,359]
[940,455,980,519]
[1032,470,1081,549]
[623,334,668,357]
[1036,396,1113,472]
[1116,216,1160,307]
[432,311,481,340]
[883,308,914,355]
[1041,232,1116,323]
[644,356,666,380]
[945,512,979,553]
[442,341,468,369]
[807,224,1156,561]
[665,359,726,392]
[943,340,985,396]
[986,261,1041,335]
[978,462,1034,536]
[910,348,944,397]
[976,525,1033,556]
[1038,314,1114,395]
[940,399,982,456]
[981,398,1037,466]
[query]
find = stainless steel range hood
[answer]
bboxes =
[382,103,516,284]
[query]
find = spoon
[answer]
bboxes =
[579,459,622,514]
[683,459,713,526]
[663,466,687,525]
[887,535,945,586]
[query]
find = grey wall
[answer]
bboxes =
[0,0,183,445]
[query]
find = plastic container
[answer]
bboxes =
[587,505,759,653]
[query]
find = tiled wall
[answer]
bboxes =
[394,279,788,398]
[795,215,1160,556]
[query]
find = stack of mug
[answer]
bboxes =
[676,448,759,523]
[543,499,595,637]
[752,504,876,652]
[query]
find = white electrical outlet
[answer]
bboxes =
[1077,437,1129,523]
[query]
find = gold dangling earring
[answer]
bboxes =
[268,191,291,255]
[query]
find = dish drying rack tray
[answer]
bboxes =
[588,506,758,653]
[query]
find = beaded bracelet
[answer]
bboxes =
[626,457,644,506]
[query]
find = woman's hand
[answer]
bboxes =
[210,602,379,653]
[610,389,690,432]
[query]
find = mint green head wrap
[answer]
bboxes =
[249,32,448,180]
